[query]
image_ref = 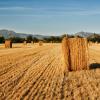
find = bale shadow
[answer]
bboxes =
[89,63,100,69]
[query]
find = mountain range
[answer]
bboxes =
[0,29,100,39]
[0,29,49,39]
[75,31,95,37]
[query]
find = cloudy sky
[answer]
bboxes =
[0,0,100,35]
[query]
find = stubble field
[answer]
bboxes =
[0,43,100,100]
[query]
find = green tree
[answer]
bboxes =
[27,35,33,43]
[33,37,39,43]
[10,37,25,43]
[0,36,5,43]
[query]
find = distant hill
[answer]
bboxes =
[75,31,100,42]
[75,31,96,37]
[0,29,49,39]
[88,33,100,38]
[0,29,100,40]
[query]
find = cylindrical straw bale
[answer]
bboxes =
[39,41,43,46]
[23,41,27,45]
[62,37,71,71]
[5,40,12,48]
[31,41,34,44]
[62,37,89,71]
[69,38,89,71]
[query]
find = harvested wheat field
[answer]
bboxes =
[0,43,100,100]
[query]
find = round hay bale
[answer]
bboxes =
[62,37,89,71]
[69,38,89,71]
[31,41,34,44]
[62,37,70,71]
[5,40,12,48]
[23,41,27,45]
[39,41,43,46]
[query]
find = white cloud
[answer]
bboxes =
[0,7,32,10]
[0,6,100,16]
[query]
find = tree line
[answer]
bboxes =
[0,35,67,43]
[0,34,100,43]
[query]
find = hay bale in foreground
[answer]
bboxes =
[69,38,89,71]
[62,37,70,71]
[5,40,12,48]
[62,37,89,71]
[39,41,43,46]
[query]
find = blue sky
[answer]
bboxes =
[0,0,100,35]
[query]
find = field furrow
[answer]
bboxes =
[0,43,100,100]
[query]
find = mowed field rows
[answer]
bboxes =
[0,43,100,100]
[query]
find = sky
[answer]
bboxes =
[0,0,100,35]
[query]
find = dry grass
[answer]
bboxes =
[0,43,99,100]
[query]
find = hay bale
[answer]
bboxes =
[62,37,89,71]
[5,40,12,48]
[62,37,70,71]
[95,41,98,45]
[50,41,53,43]
[23,41,27,45]
[88,41,93,46]
[69,38,89,71]
[39,41,43,46]
[31,41,34,44]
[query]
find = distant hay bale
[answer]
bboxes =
[5,40,12,48]
[62,37,89,71]
[23,41,27,45]
[88,41,93,46]
[31,41,34,44]
[88,41,91,46]
[50,41,53,43]
[39,41,43,46]
[95,41,98,45]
